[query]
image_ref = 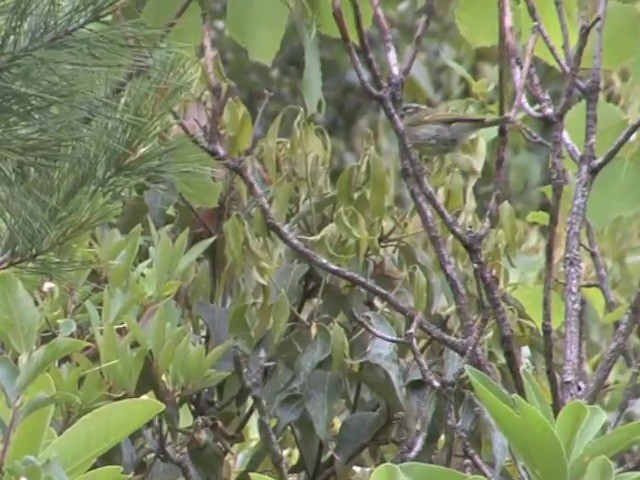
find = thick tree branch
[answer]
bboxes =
[561,3,606,402]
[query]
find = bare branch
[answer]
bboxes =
[585,286,640,402]
[561,2,606,403]
[351,309,406,344]
[585,222,616,311]
[554,0,572,61]
[542,123,567,412]
[511,28,538,116]
[234,350,288,479]
[406,316,442,389]
[522,1,569,74]
[592,117,640,174]
[370,0,402,101]
[348,0,384,89]
[401,0,435,78]
[470,251,525,396]
[332,0,383,98]
[557,14,601,117]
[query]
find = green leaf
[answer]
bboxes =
[511,283,565,329]
[142,0,203,46]
[555,400,589,461]
[514,396,568,480]
[330,322,349,372]
[309,0,373,45]
[5,374,55,463]
[601,304,628,325]
[455,0,499,48]
[583,2,640,69]
[301,24,324,115]
[40,398,165,476]
[569,405,607,464]
[275,392,305,433]
[465,366,515,409]
[0,271,40,354]
[581,286,606,318]
[100,226,141,287]
[411,267,428,313]
[249,474,277,480]
[295,324,332,380]
[177,236,216,276]
[573,420,640,478]
[304,370,342,441]
[16,338,89,395]
[370,463,404,480]
[368,152,388,219]
[0,356,19,406]
[75,466,128,480]
[522,369,554,424]
[226,0,290,65]
[334,412,385,471]
[584,456,614,480]
[171,139,222,208]
[225,99,254,155]
[465,367,537,475]
[526,210,550,226]
[588,157,640,229]
[400,462,475,480]
[270,291,290,346]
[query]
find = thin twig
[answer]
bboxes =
[585,286,640,402]
[234,349,289,479]
[522,0,570,74]
[406,316,442,389]
[331,1,382,98]
[554,0,572,62]
[511,28,538,116]
[351,309,406,344]
[591,117,640,174]
[348,0,384,89]
[610,363,640,429]
[401,0,435,78]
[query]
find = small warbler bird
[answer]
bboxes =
[400,103,512,156]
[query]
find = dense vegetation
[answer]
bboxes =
[2,0,640,479]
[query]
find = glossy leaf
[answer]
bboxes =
[334,411,385,471]
[40,398,164,477]
[304,370,342,441]
[572,420,640,478]
[0,271,40,354]
[584,456,614,480]
[555,400,589,461]
[16,338,88,395]
[5,374,56,463]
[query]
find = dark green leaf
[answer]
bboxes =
[334,411,385,471]
[304,370,342,441]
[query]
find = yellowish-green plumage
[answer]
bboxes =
[400,103,511,156]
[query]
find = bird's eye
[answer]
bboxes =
[400,103,423,117]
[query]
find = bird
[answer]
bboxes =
[399,103,512,156]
